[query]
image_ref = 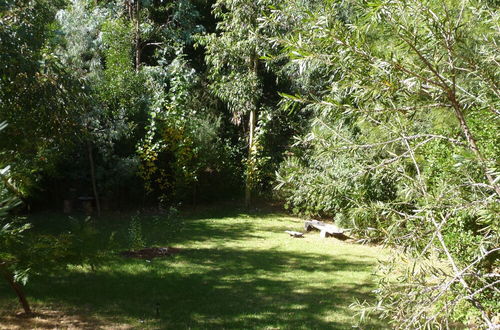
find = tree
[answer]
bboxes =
[198,0,277,206]
[273,0,499,327]
[0,0,86,201]
[55,0,154,211]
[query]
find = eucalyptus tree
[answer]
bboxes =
[198,0,281,206]
[273,0,499,327]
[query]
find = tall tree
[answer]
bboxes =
[198,0,276,206]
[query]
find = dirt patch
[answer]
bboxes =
[119,247,181,260]
[0,308,131,330]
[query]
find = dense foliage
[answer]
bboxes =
[1,0,498,327]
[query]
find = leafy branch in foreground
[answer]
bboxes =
[273,0,499,327]
[0,122,32,314]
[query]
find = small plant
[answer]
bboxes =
[166,206,179,220]
[128,214,145,251]
[67,216,108,270]
[166,206,184,234]
[150,206,184,244]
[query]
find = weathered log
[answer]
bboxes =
[304,220,351,240]
[304,220,344,234]
[284,230,304,238]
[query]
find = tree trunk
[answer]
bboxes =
[244,54,259,208]
[0,175,22,201]
[0,264,31,315]
[127,0,133,20]
[245,108,256,208]
[87,142,101,216]
[134,0,141,72]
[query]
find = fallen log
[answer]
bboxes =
[284,230,304,238]
[304,220,343,234]
[304,220,350,240]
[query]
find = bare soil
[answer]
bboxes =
[0,308,131,330]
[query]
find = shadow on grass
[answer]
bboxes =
[25,208,279,248]
[22,246,382,329]
[156,209,301,246]
[1,209,385,329]
[163,216,265,245]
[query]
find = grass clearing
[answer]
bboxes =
[0,207,388,329]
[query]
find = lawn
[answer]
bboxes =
[0,207,388,329]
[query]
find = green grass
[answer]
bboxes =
[0,207,388,329]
